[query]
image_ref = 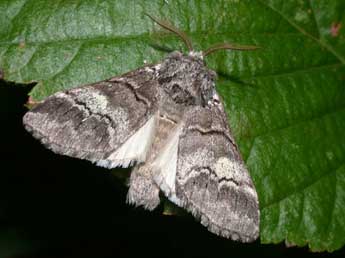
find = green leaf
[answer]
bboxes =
[1,0,345,252]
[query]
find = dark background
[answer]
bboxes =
[1,80,344,258]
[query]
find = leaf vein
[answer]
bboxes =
[244,63,343,80]
[262,161,345,209]
[48,43,83,81]
[259,0,345,64]
[245,103,345,151]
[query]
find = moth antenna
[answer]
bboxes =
[203,43,260,57]
[145,13,193,51]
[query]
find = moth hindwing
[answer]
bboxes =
[23,16,260,242]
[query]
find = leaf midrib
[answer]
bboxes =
[0,31,308,47]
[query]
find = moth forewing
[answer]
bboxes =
[23,66,160,167]
[174,105,259,242]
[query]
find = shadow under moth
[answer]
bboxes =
[23,16,260,242]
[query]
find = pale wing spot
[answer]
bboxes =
[73,88,108,113]
[72,88,130,142]
[214,157,246,181]
[214,157,257,197]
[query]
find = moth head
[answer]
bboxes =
[147,14,259,106]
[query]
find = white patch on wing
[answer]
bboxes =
[96,115,157,169]
[73,88,108,113]
[152,124,183,206]
[214,157,245,180]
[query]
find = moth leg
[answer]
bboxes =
[127,165,160,210]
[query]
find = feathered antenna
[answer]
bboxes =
[145,13,194,52]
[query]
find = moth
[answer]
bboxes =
[23,16,260,242]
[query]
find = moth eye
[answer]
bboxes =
[213,98,220,104]
[212,93,221,105]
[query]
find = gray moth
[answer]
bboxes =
[23,16,260,242]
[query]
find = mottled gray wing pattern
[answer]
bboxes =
[23,66,159,168]
[175,104,259,242]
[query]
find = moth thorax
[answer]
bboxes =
[160,75,216,106]
[159,52,217,106]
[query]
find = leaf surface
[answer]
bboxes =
[1,0,345,252]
